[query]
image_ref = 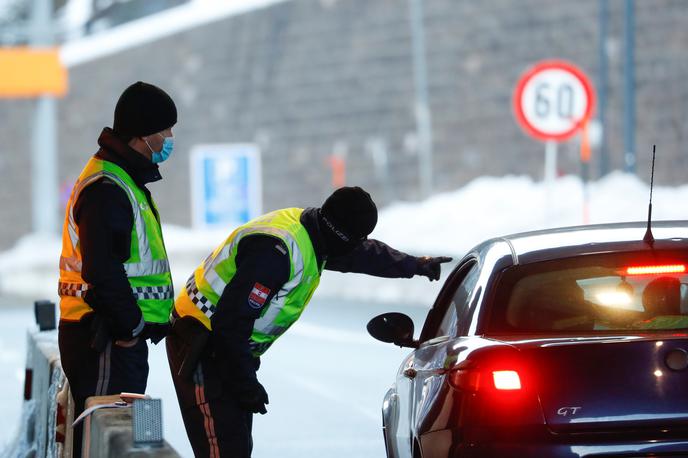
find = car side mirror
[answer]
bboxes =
[367,312,418,348]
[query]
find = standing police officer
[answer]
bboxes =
[166,186,451,457]
[58,81,177,455]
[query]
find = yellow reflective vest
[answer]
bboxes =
[174,208,323,356]
[58,157,173,325]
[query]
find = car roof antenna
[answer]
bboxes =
[643,145,656,246]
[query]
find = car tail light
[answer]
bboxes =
[448,363,480,391]
[625,264,685,275]
[447,354,545,429]
[448,362,525,393]
[492,370,521,390]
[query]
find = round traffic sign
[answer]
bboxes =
[513,60,595,142]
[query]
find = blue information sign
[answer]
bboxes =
[190,144,262,229]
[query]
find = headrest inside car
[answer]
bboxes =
[642,276,681,316]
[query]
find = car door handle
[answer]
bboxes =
[403,368,417,379]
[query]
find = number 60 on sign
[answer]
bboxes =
[513,60,595,142]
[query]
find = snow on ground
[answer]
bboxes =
[2,171,687,306]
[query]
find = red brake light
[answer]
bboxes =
[449,364,524,392]
[448,354,543,430]
[492,370,522,390]
[626,264,685,275]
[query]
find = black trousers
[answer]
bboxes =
[58,315,149,457]
[167,323,254,458]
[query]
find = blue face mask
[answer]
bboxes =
[146,134,174,164]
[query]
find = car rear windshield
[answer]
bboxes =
[488,250,688,334]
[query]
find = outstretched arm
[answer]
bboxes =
[325,238,452,281]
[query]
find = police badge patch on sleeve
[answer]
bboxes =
[248,283,271,309]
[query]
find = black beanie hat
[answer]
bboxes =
[113,81,177,137]
[320,186,378,243]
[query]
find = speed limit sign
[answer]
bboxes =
[513,60,595,142]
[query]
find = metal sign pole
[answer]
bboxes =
[623,0,636,173]
[544,140,557,224]
[544,140,557,183]
[30,0,58,235]
[409,0,434,199]
[31,98,58,235]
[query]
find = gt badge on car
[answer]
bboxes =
[557,406,582,417]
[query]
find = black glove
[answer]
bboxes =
[142,322,170,345]
[416,256,453,281]
[236,379,269,414]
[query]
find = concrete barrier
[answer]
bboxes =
[81,396,179,458]
[6,313,180,458]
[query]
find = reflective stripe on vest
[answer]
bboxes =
[58,157,173,323]
[174,208,322,356]
[185,275,216,317]
[58,281,173,301]
[57,281,88,297]
[203,225,306,303]
[60,169,169,278]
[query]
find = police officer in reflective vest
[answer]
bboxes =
[58,81,177,455]
[166,186,452,457]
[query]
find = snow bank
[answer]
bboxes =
[2,172,688,305]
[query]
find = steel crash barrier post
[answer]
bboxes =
[6,300,180,457]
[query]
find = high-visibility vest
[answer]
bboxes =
[174,208,323,356]
[58,157,174,325]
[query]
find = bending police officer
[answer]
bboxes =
[166,186,452,457]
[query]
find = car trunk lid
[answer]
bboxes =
[496,334,688,432]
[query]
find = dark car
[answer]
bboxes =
[368,221,688,458]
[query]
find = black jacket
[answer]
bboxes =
[71,127,168,342]
[210,207,421,387]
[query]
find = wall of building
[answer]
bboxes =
[1,0,687,249]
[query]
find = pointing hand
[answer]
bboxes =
[416,256,453,281]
